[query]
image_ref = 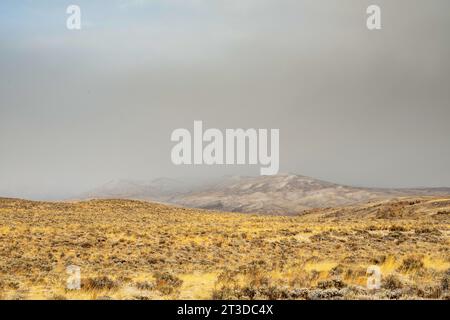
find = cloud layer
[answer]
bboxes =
[1,0,450,199]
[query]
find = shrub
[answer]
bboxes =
[212,286,238,300]
[135,281,154,291]
[382,274,403,290]
[307,288,343,300]
[153,272,183,295]
[440,269,450,292]
[81,276,119,290]
[317,279,346,290]
[398,256,424,273]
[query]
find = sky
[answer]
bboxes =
[1,0,450,199]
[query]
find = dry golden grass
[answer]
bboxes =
[0,196,448,300]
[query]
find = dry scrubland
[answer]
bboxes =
[0,197,449,300]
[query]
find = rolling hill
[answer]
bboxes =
[81,174,450,215]
[0,196,449,299]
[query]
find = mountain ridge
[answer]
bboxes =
[79,174,450,215]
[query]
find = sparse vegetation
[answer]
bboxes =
[0,196,448,300]
[398,256,425,273]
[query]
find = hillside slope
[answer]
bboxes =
[0,196,449,300]
[83,174,450,214]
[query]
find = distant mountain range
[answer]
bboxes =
[80,174,450,215]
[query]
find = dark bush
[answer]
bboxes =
[398,256,424,272]
[153,271,183,295]
[81,276,119,290]
[382,274,403,290]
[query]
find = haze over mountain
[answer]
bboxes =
[81,174,450,215]
[81,177,191,202]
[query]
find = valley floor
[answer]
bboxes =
[0,197,449,300]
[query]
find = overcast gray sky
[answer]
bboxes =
[1,0,450,199]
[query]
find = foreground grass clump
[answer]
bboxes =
[0,197,448,299]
